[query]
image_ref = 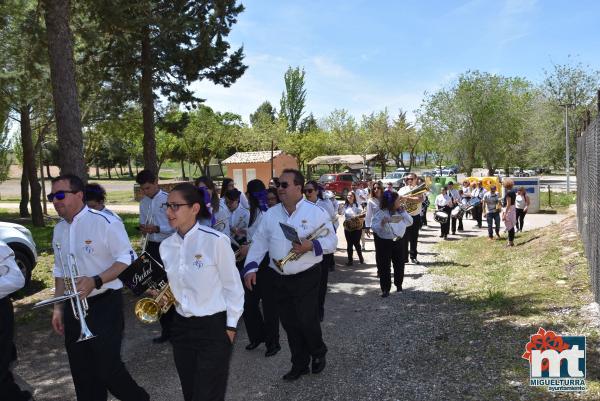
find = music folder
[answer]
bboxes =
[279,222,301,244]
[118,252,168,296]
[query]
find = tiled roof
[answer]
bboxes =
[222,150,284,164]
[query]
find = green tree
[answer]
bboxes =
[280,66,306,132]
[250,101,277,126]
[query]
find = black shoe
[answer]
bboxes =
[245,341,263,350]
[359,257,364,264]
[152,335,169,344]
[397,287,403,292]
[439,235,444,238]
[410,258,418,264]
[381,291,389,298]
[265,344,281,357]
[345,260,353,266]
[452,232,456,235]
[329,266,335,272]
[312,356,326,374]
[283,367,309,381]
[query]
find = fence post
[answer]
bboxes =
[547,185,552,208]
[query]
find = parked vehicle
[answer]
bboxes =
[0,222,37,287]
[318,173,361,197]
[380,171,409,189]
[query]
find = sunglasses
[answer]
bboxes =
[162,202,192,211]
[275,181,291,189]
[47,190,77,202]
[304,188,315,194]
[404,178,413,181]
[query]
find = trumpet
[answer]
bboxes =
[273,223,329,271]
[212,218,227,232]
[232,238,251,262]
[134,281,176,324]
[33,244,96,342]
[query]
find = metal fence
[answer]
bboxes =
[577,114,600,303]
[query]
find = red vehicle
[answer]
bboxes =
[318,173,364,198]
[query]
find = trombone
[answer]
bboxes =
[33,244,96,342]
[273,223,330,272]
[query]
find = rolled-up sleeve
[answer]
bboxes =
[107,220,137,265]
[215,236,244,328]
[0,244,25,298]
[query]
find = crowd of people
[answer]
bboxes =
[0,169,531,401]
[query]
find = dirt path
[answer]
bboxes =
[12,214,568,400]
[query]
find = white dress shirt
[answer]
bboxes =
[355,188,368,204]
[435,193,452,208]
[139,190,174,242]
[344,204,363,220]
[364,198,380,229]
[371,210,413,240]
[159,222,244,328]
[243,199,338,276]
[315,198,336,255]
[0,241,25,299]
[246,210,264,241]
[53,206,136,296]
[200,206,231,235]
[100,207,122,221]
[398,185,423,216]
[447,188,460,207]
[229,205,250,241]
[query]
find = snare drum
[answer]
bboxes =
[433,211,449,224]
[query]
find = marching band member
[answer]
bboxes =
[224,189,250,244]
[49,174,149,401]
[220,178,249,209]
[237,179,281,357]
[446,182,461,235]
[417,177,430,227]
[304,180,335,321]
[352,182,368,250]
[266,187,280,208]
[435,186,452,239]
[470,182,483,228]
[456,189,466,232]
[371,191,413,297]
[342,191,364,266]
[160,182,244,401]
[195,176,231,235]
[243,169,337,381]
[398,173,424,264]
[365,181,383,268]
[136,169,175,344]
[84,183,121,220]
[0,242,32,401]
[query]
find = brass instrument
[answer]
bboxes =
[33,244,96,342]
[212,218,227,232]
[343,212,366,232]
[140,202,153,252]
[399,183,428,214]
[231,237,251,262]
[274,223,330,271]
[134,282,176,324]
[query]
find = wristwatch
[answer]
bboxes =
[93,275,103,290]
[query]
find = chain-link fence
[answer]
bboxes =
[577,114,600,303]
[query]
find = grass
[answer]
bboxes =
[432,215,599,398]
[540,190,576,211]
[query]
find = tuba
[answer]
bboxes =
[33,244,96,342]
[399,183,428,214]
[273,223,330,271]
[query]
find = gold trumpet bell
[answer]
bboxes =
[135,298,161,324]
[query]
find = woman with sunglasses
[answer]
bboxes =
[342,191,364,266]
[365,181,383,267]
[304,180,336,322]
[160,182,244,401]
[195,176,231,235]
[371,191,413,297]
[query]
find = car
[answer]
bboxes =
[318,173,361,197]
[395,167,409,172]
[380,171,409,189]
[0,222,38,287]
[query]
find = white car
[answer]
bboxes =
[0,222,38,287]
[381,171,409,189]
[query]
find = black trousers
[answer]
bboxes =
[146,241,175,338]
[439,207,452,237]
[473,204,483,227]
[451,213,463,233]
[404,214,421,260]
[0,298,30,401]
[318,254,333,320]
[376,237,406,292]
[344,229,363,262]
[516,208,526,231]
[171,311,232,401]
[421,209,428,226]
[64,290,148,401]
[267,265,327,369]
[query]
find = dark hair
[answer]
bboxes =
[85,183,106,202]
[135,169,156,185]
[380,191,399,211]
[370,180,383,199]
[344,191,358,208]
[247,179,266,224]
[225,189,241,201]
[221,178,234,198]
[195,176,221,212]
[51,174,84,193]
[442,186,448,191]
[269,177,280,187]
[267,187,279,204]
[171,182,211,220]
[281,169,304,188]
[447,181,454,185]
[305,180,323,200]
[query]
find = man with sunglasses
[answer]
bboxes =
[398,173,424,264]
[135,169,175,344]
[242,169,337,381]
[48,174,149,401]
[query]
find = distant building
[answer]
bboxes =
[221,150,298,192]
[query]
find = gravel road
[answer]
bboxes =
[12,213,568,401]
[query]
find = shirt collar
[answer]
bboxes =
[177,221,200,240]
[71,205,89,223]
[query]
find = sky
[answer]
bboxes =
[191,0,600,123]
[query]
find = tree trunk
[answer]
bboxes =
[19,171,30,217]
[107,167,112,179]
[42,0,85,179]
[180,159,186,180]
[119,164,124,176]
[128,157,134,177]
[46,162,52,178]
[141,25,158,174]
[95,164,100,178]
[19,106,44,226]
